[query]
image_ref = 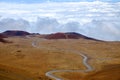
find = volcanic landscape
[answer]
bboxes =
[0,30,120,80]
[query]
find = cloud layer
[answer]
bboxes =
[0,1,120,41]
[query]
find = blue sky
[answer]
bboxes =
[0,0,119,3]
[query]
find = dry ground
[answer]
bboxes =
[0,36,120,80]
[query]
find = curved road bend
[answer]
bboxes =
[45,50,93,80]
[29,36,94,80]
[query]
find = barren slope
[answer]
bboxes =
[0,36,120,80]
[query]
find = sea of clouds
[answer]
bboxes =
[0,1,120,41]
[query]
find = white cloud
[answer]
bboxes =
[83,20,120,41]
[32,17,59,33]
[0,1,120,41]
[0,18,30,32]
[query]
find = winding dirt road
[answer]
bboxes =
[45,50,93,80]
[28,36,94,80]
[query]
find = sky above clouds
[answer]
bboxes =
[0,0,120,41]
[0,0,119,3]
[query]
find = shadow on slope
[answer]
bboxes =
[84,64,120,80]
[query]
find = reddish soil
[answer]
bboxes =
[45,32,99,41]
[2,30,30,37]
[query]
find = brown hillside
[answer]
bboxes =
[45,32,67,39]
[45,32,99,41]
[2,30,30,37]
[0,34,8,43]
[84,64,120,80]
